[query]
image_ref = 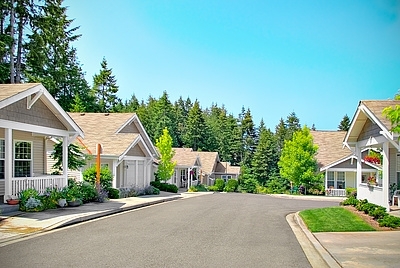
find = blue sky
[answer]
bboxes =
[64,0,400,130]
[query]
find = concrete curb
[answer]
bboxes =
[286,212,341,268]
[0,195,182,246]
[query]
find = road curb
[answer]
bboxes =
[0,195,182,246]
[286,212,341,268]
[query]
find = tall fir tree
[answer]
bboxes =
[183,100,208,151]
[285,112,301,141]
[241,108,257,168]
[92,57,120,113]
[251,127,279,186]
[25,0,88,111]
[338,114,350,131]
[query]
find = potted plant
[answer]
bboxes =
[367,176,377,186]
[57,187,68,207]
[6,195,19,205]
[65,184,82,207]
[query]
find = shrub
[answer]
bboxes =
[369,206,387,220]
[208,185,218,191]
[266,177,288,194]
[97,187,109,203]
[341,196,359,206]
[239,178,258,193]
[214,179,225,192]
[25,197,45,212]
[378,215,400,228]
[224,179,238,192]
[83,165,113,190]
[19,188,40,212]
[150,180,161,189]
[194,184,208,192]
[255,185,268,194]
[108,188,120,199]
[79,181,98,203]
[152,187,160,195]
[145,185,159,195]
[355,199,368,211]
[346,187,357,198]
[188,186,198,192]
[41,187,62,209]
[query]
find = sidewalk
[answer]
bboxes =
[0,191,211,245]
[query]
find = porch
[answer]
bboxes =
[10,175,66,196]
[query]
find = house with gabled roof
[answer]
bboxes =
[311,130,378,196]
[344,100,400,211]
[68,113,158,189]
[168,148,240,189]
[0,83,84,203]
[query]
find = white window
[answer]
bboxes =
[0,139,4,179]
[337,172,345,189]
[327,172,334,188]
[180,169,186,181]
[14,141,32,177]
[221,175,232,182]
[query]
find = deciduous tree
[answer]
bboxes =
[156,128,176,182]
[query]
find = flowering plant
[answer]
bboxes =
[364,151,382,165]
[367,176,376,185]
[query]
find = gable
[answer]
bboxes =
[358,118,382,142]
[126,143,146,157]
[119,121,140,133]
[0,98,67,130]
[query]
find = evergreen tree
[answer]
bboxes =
[153,91,178,146]
[251,127,279,185]
[338,114,350,131]
[241,108,257,168]
[173,96,191,147]
[92,57,120,113]
[278,126,322,188]
[275,118,287,153]
[285,112,301,141]
[183,100,208,151]
[25,0,87,111]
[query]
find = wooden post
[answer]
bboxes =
[96,143,101,193]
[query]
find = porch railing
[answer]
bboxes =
[11,176,66,196]
[325,188,346,197]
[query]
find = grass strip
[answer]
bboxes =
[299,207,376,232]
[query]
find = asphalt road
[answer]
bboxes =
[0,193,339,268]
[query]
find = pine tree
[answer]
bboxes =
[153,91,178,146]
[92,57,120,113]
[251,127,279,185]
[285,112,301,141]
[241,108,257,168]
[338,114,350,131]
[275,118,287,153]
[183,100,208,151]
[25,0,87,111]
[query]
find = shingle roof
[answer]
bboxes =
[310,130,352,168]
[69,113,139,156]
[362,100,400,131]
[215,161,241,175]
[172,148,200,167]
[0,83,40,101]
[195,151,218,174]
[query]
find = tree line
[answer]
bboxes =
[1,0,352,193]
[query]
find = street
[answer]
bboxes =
[0,193,339,267]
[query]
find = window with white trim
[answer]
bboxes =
[327,171,334,188]
[180,169,186,181]
[0,139,4,179]
[221,175,232,182]
[14,141,32,177]
[337,171,345,189]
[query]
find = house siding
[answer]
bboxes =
[126,144,146,157]
[0,180,4,201]
[345,171,356,188]
[0,98,67,130]
[119,122,140,133]
[390,148,397,185]
[358,119,381,142]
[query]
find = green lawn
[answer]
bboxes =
[299,207,376,232]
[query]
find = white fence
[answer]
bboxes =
[325,188,346,197]
[11,176,66,195]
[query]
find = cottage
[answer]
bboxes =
[0,83,84,203]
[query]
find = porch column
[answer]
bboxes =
[4,128,12,202]
[324,171,328,192]
[382,141,389,211]
[112,159,117,188]
[63,136,68,185]
[355,143,362,187]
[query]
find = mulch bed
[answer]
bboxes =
[343,205,399,231]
